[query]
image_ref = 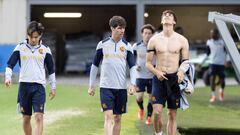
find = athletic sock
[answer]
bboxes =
[211,91,216,97]
[155,131,163,135]
[219,88,224,92]
[137,100,144,110]
[147,102,153,117]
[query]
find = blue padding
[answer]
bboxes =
[0,44,20,73]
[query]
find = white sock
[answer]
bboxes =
[155,131,163,135]
[211,91,216,97]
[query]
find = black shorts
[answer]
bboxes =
[100,88,127,115]
[18,82,46,115]
[151,73,180,109]
[210,64,225,78]
[136,78,152,94]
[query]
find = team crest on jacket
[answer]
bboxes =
[21,107,25,113]
[121,106,125,112]
[22,48,26,52]
[102,103,107,109]
[151,96,156,102]
[40,104,44,111]
[38,49,44,54]
[119,46,125,52]
[22,56,27,61]
[176,99,179,106]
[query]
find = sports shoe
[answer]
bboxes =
[145,116,152,125]
[219,89,224,101]
[209,96,216,103]
[138,109,144,120]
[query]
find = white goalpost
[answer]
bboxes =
[208,11,240,81]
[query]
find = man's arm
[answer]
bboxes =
[206,46,211,56]
[5,45,20,87]
[126,46,136,86]
[89,48,103,88]
[45,47,56,100]
[132,43,137,61]
[132,43,141,71]
[88,42,103,96]
[145,38,158,75]
[126,43,137,95]
[178,37,190,72]
[200,41,211,66]
[177,37,190,83]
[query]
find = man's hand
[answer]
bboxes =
[128,84,136,95]
[177,70,185,83]
[136,65,141,71]
[135,86,140,92]
[5,79,12,88]
[196,64,202,72]
[156,70,168,81]
[88,87,95,96]
[49,90,56,100]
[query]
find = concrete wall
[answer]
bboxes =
[0,0,27,44]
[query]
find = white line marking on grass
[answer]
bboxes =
[44,109,83,126]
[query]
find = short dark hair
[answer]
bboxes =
[162,10,177,24]
[212,28,219,35]
[211,28,220,40]
[27,21,44,36]
[109,16,126,28]
[141,24,155,34]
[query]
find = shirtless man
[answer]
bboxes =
[146,10,189,135]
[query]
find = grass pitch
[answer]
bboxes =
[0,84,240,135]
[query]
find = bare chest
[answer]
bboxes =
[155,38,181,54]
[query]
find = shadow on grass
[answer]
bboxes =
[135,121,182,135]
[212,97,240,110]
[178,127,240,135]
[135,121,154,135]
[191,93,240,110]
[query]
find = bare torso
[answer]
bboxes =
[149,32,188,74]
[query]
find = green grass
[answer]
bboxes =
[0,84,240,135]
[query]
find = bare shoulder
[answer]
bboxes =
[147,33,161,49]
[175,32,187,41]
[175,32,188,46]
[150,32,163,42]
